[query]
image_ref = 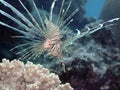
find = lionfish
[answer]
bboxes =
[0,0,119,71]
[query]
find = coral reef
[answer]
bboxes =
[0,0,120,90]
[0,58,73,90]
[61,58,120,90]
[58,40,120,90]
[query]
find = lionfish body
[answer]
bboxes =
[0,0,71,61]
[0,0,119,71]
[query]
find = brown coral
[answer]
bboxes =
[0,58,73,90]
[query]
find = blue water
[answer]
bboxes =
[85,0,105,19]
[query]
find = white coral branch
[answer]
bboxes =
[0,58,73,90]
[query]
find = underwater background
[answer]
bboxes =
[0,0,120,90]
[85,0,105,19]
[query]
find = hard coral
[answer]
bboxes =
[0,58,73,90]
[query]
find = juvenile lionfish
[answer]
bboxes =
[0,0,119,71]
